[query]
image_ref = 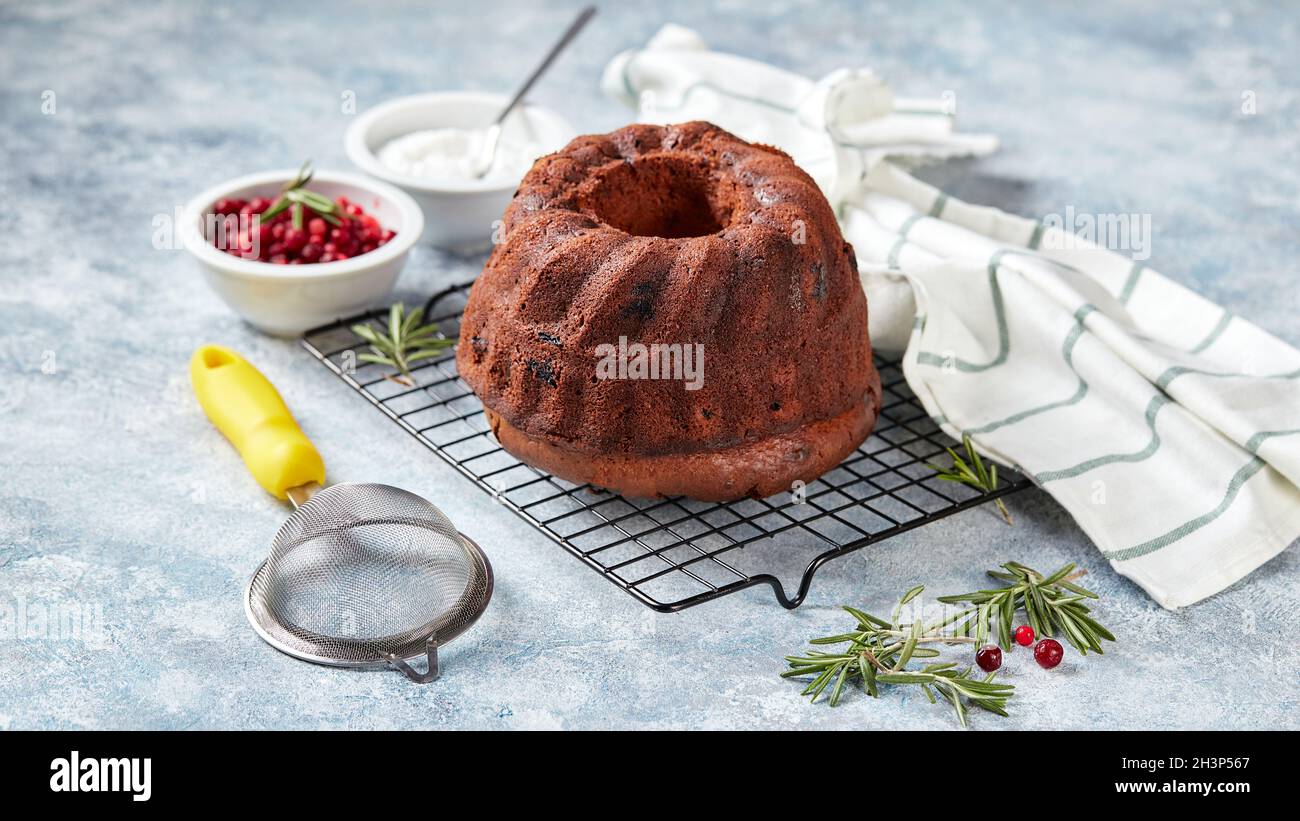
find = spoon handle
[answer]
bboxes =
[494,5,596,125]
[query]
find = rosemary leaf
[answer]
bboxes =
[895,620,922,670]
[844,605,891,629]
[876,672,935,685]
[1041,563,1077,586]
[1058,579,1099,599]
[998,593,1015,648]
[829,662,851,707]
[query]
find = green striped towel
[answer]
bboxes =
[602,25,1300,608]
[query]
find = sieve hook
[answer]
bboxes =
[385,637,440,684]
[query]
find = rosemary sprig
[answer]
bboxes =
[927,433,1012,525]
[939,562,1116,655]
[785,563,1115,725]
[351,302,455,386]
[782,585,1014,727]
[260,160,348,227]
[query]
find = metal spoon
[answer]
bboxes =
[470,5,596,179]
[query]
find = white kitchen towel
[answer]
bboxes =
[602,26,1300,608]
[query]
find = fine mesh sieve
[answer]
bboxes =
[245,482,492,682]
[191,344,492,684]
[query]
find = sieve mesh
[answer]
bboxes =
[246,482,491,666]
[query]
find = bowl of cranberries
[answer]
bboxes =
[183,164,423,336]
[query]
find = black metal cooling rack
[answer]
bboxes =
[302,282,1031,612]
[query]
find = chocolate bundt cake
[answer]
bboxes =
[457,121,881,501]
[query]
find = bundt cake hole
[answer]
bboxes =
[580,155,739,239]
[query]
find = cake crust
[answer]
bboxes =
[484,373,879,501]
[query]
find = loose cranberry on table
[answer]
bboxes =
[1034,638,1064,669]
[209,162,395,265]
[1013,625,1035,646]
[974,644,1002,672]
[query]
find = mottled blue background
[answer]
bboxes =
[0,0,1296,729]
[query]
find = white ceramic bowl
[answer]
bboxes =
[183,169,423,337]
[345,91,573,252]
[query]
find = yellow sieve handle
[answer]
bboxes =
[190,345,325,500]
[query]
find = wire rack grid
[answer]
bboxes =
[301,282,1030,612]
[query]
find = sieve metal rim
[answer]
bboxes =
[243,532,493,670]
[255,516,481,653]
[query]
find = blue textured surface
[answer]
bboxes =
[1,0,1297,730]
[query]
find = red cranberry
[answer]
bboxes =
[1014,625,1035,647]
[975,644,1002,672]
[299,242,321,262]
[283,228,307,252]
[319,253,334,263]
[1034,638,1064,669]
[214,197,245,215]
[307,218,327,236]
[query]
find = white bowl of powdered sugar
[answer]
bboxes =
[346,91,573,252]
